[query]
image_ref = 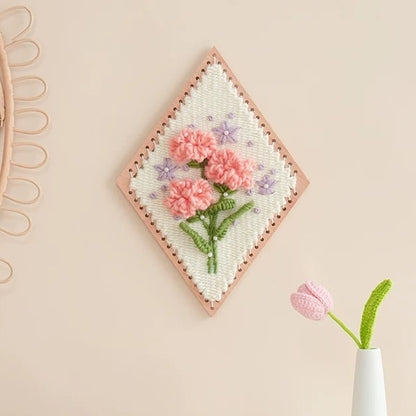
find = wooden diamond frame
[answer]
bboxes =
[117,47,309,316]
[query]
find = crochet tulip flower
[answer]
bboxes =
[291,280,392,349]
[291,281,334,320]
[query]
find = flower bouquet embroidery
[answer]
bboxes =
[164,128,255,273]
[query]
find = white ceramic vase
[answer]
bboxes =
[352,348,387,416]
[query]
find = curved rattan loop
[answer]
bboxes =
[0,258,13,284]
[5,38,40,67]
[0,6,32,41]
[10,142,48,169]
[12,76,47,101]
[3,176,41,204]
[0,207,31,236]
[14,107,49,134]
[0,6,48,285]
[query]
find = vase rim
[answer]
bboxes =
[357,347,381,351]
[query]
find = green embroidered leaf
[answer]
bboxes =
[359,279,392,349]
[186,215,200,223]
[216,201,255,240]
[204,199,236,214]
[179,222,211,254]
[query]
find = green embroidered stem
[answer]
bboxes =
[328,312,362,349]
[187,160,207,178]
[186,214,209,232]
[207,211,218,273]
[179,222,210,254]
[201,219,209,232]
[180,165,254,273]
[200,159,207,179]
[207,251,214,273]
[181,199,254,273]
[213,183,227,193]
[213,183,237,196]
[212,237,218,273]
[216,201,255,240]
[359,279,392,349]
[207,210,214,273]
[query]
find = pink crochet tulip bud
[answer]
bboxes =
[290,280,365,348]
[291,280,334,320]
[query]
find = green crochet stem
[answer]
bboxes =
[328,312,362,349]
[326,280,392,349]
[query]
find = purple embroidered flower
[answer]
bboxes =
[245,189,253,196]
[161,184,168,192]
[173,215,182,221]
[257,163,265,171]
[188,123,196,129]
[207,115,214,121]
[212,120,240,144]
[256,175,277,195]
[154,158,179,181]
[269,168,276,175]
[253,207,260,214]
[247,140,254,147]
[149,192,158,199]
[182,164,190,172]
[227,112,235,119]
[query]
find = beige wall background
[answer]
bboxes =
[0,0,415,415]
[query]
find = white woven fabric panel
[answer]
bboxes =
[130,63,296,302]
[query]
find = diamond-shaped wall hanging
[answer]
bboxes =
[117,47,309,315]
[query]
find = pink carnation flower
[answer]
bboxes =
[164,179,214,219]
[205,149,255,190]
[170,128,217,163]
